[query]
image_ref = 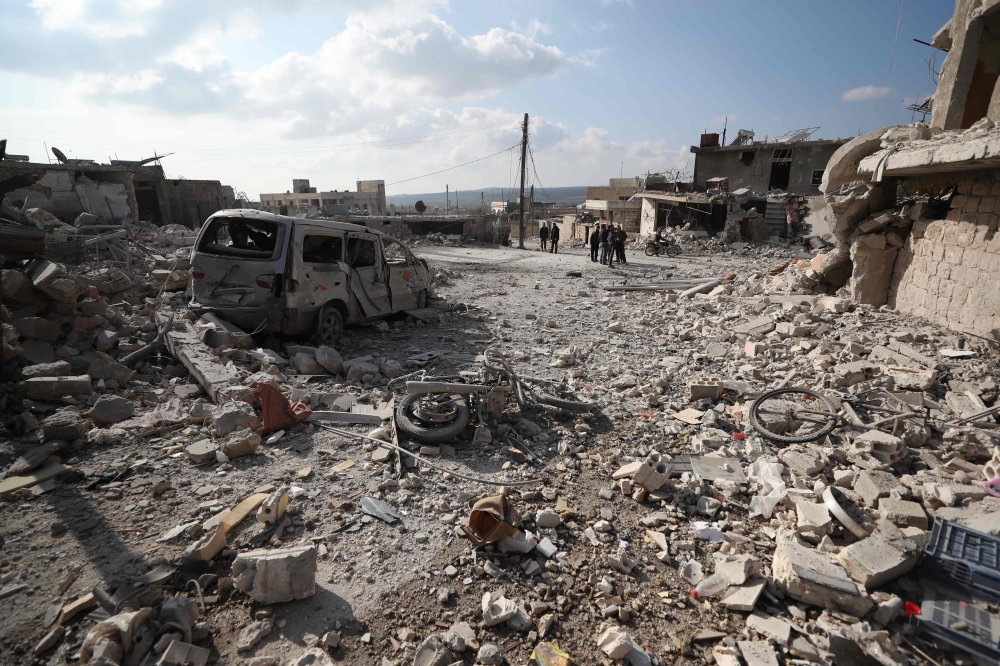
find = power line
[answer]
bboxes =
[0,123,521,157]
[386,143,520,186]
[527,141,554,203]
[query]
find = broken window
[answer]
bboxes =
[198,217,283,259]
[383,239,413,265]
[347,237,377,268]
[738,150,755,166]
[771,148,792,162]
[302,234,343,263]
[811,169,824,185]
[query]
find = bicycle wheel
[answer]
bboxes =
[749,387,838,443]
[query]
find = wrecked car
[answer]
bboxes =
[189,210,431,344]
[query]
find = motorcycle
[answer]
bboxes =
[644,237,681,257]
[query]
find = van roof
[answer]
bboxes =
[205,209,389,237]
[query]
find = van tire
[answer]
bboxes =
[314,307,344,346]
[417,290,428,308]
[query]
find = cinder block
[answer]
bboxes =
[232,545,317,604]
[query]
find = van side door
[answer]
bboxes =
[345,232,391,318]
[382,237,422,311]
[285,224,348,332]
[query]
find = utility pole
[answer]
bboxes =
[446,184,449,213]
[528,184,534,222]
[518,113,528,249]
[481,191,485,214]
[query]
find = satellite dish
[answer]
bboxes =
[51,147,68,163]
[415,200,427,214]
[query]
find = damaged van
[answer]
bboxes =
[189,210,431,344]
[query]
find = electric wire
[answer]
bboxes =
[386,143,520,186]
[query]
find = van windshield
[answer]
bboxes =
[198,217,284,259]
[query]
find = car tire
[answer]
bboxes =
[314,306,344,346]
[416,290,428,308]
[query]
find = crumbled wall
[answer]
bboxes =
[888,174,1000,337]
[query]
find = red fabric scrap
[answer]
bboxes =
[250,381,312,434]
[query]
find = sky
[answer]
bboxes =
[0,0,954,199]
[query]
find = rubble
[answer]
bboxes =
[232,545,317,604]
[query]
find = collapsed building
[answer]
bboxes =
[0,149,239,229]
[806,0,1000,339]
[259,179,389,217]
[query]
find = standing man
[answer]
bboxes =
[615,224,627,265]
[599,224,610,265]
[539,222,548,252]
[550,222,560,253]
[589,226,600,262]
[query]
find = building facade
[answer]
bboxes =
[691,138,847,195]
[260,179,387,216]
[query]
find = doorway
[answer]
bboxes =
[768,148,792,191]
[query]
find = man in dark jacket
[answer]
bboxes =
[550,223,560,253]
[539,223,548,251]
[589,227,600,261]
[599,224,610,264]
[615,225,627,264]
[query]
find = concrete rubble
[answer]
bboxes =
[5,8,1000,661]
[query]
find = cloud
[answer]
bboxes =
[841,85,896,102]
[510,18,552,38]
[594,0,633,7]
[710,114,736,126]
[626,141,691,171]
[591,21,613,32]
[29,0,163,39]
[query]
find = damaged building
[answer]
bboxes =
[806,0,1000,339]
[692,128,847,195]
[0,151,237,229]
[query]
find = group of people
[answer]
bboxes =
[538,222,560,253]
[590,223,628,265]
[535,220,627,265]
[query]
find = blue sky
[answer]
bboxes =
[0,0,953,198]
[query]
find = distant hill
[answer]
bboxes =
[386,186,591,210]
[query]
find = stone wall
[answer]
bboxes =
[888,173,1000,337]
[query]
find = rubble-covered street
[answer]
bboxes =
[7,1,1000,665]
[5,215,1000,666]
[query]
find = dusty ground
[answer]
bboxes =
[3,237,986,666]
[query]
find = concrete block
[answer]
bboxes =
[41,410,85,441]
[185,439,216,464]
[796,502,832,536]
[745,340,768,357]
[850,431,905,468]
[837,534,916,589]
[720,579,765,612]
[13,317,61,342]
[232,545,317,604]
[739,641,779,666]
[878,498,928,529]
[25,375,92,400]
[779,447,825,476]
[220,428,260,459]
[855,470,899,509]
[734,317,775,335]
[212,401,259,437]
[746,611,792,645]
[772,529,873,617]
[90,395,134,425]
[597,626,634,659]
[257,488,289,524]
[181,524,226,564]
[22,361,71,378]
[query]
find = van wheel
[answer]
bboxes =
[314,307,344,346]
[416,290,428,308]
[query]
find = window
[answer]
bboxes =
[197,217,283,259]
[347,238,377,267]
[383,239,412,265]
[811,169,824,185]
[302,234,343,263]
[738,150,755,166]
[772,148,792,162]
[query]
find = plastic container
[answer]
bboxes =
[911,598,1000,663]
[690,572,730,599]
[925,519,1000,602]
